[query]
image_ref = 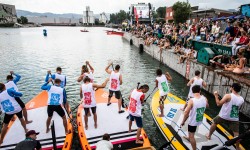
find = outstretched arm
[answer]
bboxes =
[105,63,113,74]
[10,71,21,84]
[93,78,109,88]
[165,72,172,82]
[8,89,23,97]
[86,61,94,73]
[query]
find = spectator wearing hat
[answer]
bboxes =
[15,130,41,150]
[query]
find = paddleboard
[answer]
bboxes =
[151,91,245,150]
[0,90,73,150]
[77,89,151,150]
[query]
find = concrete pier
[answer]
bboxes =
[123,32,250,118]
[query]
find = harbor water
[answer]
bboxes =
[0,27,248,149]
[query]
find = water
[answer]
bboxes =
[0,27,249,149]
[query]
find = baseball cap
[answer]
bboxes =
[26,130,39,137]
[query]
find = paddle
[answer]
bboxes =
[144,87,157,102]
[159,127,182,150]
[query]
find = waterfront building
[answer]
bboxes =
[0,3,17,27]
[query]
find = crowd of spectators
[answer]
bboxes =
[127,16,250,74]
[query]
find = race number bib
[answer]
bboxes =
[161,82,169,93]
[129,98,137,113]
[50,93,60,105]
[196,107,205,122]
[111,79,118,90]
[84,92,92,105]
[230,105,239,118]
[1,99,14,112]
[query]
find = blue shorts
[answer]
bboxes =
[129,114,143,128]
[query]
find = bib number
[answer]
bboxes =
[1,99,14,112]
[230,105,239,118]
[196,107,205,122]
[161,82,169,93]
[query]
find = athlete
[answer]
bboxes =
[45,67,66,88]
[0,83,28,145]
[181,70,206,111]
[206,83,244,150]
[80,77,109,130]
[5,71,32,124]
[155,69,172,117]
[77,61,94,83]
[181,85,209,150]
[128,84,149,144]
[105,62,124,114]
[41,78,70,135]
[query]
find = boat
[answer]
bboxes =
[151,91,246,150]
[106,30,124,36]
[77,89,151,150]
[0,90,73,150]
[80,30,89,32]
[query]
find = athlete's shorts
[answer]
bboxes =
[47,105,65,118]
[84,107,97,116]
[188,124,197,133]
[159,95,167,105]
[129,114,143,128]
[15,97,25,109]
[109,90,121,99]
[4,110,23,124]
[213,116,239,133]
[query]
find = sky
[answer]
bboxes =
[0,0,249,14]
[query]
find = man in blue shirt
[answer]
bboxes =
[5,71,32,124]
[0,83,27,145]
[45,67,66,88]
[41,78,69,134]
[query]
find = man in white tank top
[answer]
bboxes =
[5,71,32,124]
[181,70,207,111]
[128,84,149,144]
[45,67,66,88]
[41,78,70,135]
[155,69,172,117]
[181,85,209,150]
[206,83,244,150]
[105,63,124,114]
[0,83,28,145]
[80,77,109,130]
[77,61,95,83]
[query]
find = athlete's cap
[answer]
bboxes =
[26,130,40,137]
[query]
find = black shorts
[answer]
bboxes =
[15,97,25,109]
[47,105,65,118]
[4,111,23,124]
[188,125,197,133]
[84,107,96,116]
[109,90,121,99]
[159,95,167,105]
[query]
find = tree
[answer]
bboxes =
[172,1,191,24]
[156,7,166,19]
[19,16,28,24]
[109,10,130,24]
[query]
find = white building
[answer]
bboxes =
[99,12,109,23]
[0,3,17,26]
[83,6,94,25]
[27,16,80,26]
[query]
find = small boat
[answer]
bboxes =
[151,91,246,150]
[80,30,89,32]
[0,91,73,150]
[106,30,124,36]
[77,89,151,149]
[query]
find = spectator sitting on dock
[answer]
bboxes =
[210,54,231,68]
[233,52,247,74]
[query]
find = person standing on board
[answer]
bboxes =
[155,69,172,117]
[128,84,149,144]
[105,62,124,114]
[45,67,66,88]
[77,61,95,83]
[206,83,244,150]
[0,83,28,145]
[5,71,32,124]
[180,85,209,150]
[181,70,207,111]
[15,130,41,150]
[80,77,109,130]
[41,78,70,134]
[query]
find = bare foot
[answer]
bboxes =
[183,136,190,141]
[46,128,50,133]
[205,133,211,140]
[0,139,3,145]
[180,108,184,111]
[26,120,33,124]
[94,124,97,129]
[135,140,144,144]
[128,130,131,133]
[85,125,88,130]
[157,114,164,117]
[65,129,71,135]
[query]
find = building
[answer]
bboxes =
[0,3,17,27]
[83,6,94,25]
[99,12,109,24]
[27,16,80,26]
[165,7,174,22]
